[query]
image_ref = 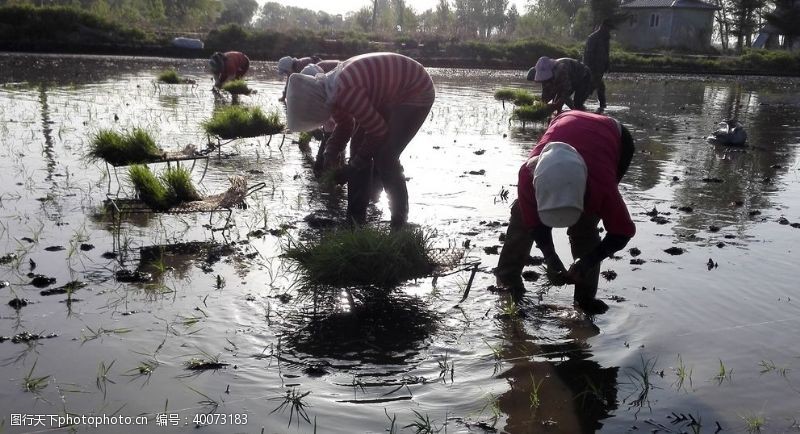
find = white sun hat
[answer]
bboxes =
[285,73,331,132]
[533,142,587,228]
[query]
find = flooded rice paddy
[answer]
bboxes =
[1,53,800,433]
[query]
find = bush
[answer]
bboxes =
[283,226,436,288]
[0,5,151,44]
[202,106,284,139]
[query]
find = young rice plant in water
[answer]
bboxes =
[157,68,181,84]
[283,226,436,288]
[221,79,252,95]
[129,165,173,211]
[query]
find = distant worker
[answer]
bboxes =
[527,57,593,113]
[209,51,250,89]
[494,111,636,315]
[583,19,613,110]
[277,56,340,102]
[285,52,435,227]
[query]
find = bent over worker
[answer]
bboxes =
[527,57,593,113]
[285,52,435,227]
[495,111,636,314]
[209,51,250,89]
[277,56,340,102]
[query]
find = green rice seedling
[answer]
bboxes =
[270,387,311,428]
[529,373,545,409]
[202,106,284,140]
[385,409,398,434]
[672,354,693,392]
[494,88,517,102]
[511,89,538,106]
[283,226,436,288]
[81,325,132,343]
[88,128,163,165]
[403,410,442,434]
[623,355,659,413]
[437,353,454,384]
[297,131,313,146]
[22,359,50,393]
[221,79,253,95]
[124,359,159,384]
[184,355,229,370]
[157,68,182,84]
[741,414,765,433]
[512,102,552,126]
[128,165,173,211]
[712,359,733,385]
[96,360,116,400]
[161,166,201,202]
[758,359,790,377]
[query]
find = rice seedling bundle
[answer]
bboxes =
[157,68,182,84]
[161,166,201,202]
[221,79,253,95]
[202,106,284,139]
[128,165,173,211]
[89,128,163,166]
[512,102,552,123]
[283,226,436,288]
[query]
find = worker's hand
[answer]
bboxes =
[544,255,571,286]
[565,259,591,285]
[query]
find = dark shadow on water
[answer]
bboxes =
[495,293,618,433]
[280,292,439,365]
[137,241,235,281]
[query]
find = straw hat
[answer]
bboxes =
[533,142,587,228]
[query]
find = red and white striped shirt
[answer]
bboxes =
[327,53,435,156]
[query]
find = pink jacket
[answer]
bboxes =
[518,111,636,237]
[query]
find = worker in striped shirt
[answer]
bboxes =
[209,51,250,90]
[285,52,435,227]
[527,57,593,113]
[277,56,340,102]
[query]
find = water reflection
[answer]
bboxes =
[281,293,439,365]
[495,296,618,433]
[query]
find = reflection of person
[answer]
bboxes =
[583,19,613,110]
[277,56,340,102]
[495,111,636,314]
[495,296,619,433]
[285,52,435,227]
[527,57,593,112]
[209,51,250,89]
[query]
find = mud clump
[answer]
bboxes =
[80,243,95,251]
[630,258,646,265]
[44,245,65,252]
[8,298,30,309]
[116,269,153,283]
[629,247,641,257]
[677,206,694,213]
[40,281,87,296]
[664,247,684,255]
[483,245,500,255]
[9,331,58,344]
[601,270,618,281]
[29,274,56,287]
[522,270,540,282]
[0,253,18,264]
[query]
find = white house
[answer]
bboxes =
[617,0,718,51]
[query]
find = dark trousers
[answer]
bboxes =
[496,201,602,302]
[571,69,594,111]
[590,68,607,108]
[347,103,432,226]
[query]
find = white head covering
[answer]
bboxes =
[533,56,556,82]
[277,56,295,76]
[300,63,324,76]
[533,142,587,228]
[285,73,332,132]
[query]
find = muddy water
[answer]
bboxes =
[1,53,800,433]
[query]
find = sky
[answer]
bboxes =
[258,0,527,17]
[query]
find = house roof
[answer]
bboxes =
[621,0,718,9]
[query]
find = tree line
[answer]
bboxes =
[1,0,797,51]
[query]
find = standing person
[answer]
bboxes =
[209,51,250,89]
[494,111,636,314]
[277,56,340,102]
[583,19,613,110]
[527,57,593,113]
[285,52,435,227]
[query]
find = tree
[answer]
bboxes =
[505,4,519,35]
[217,0,258,27]
[434,0,453,34]
[729,0,768,51]
[764,0,800,48]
